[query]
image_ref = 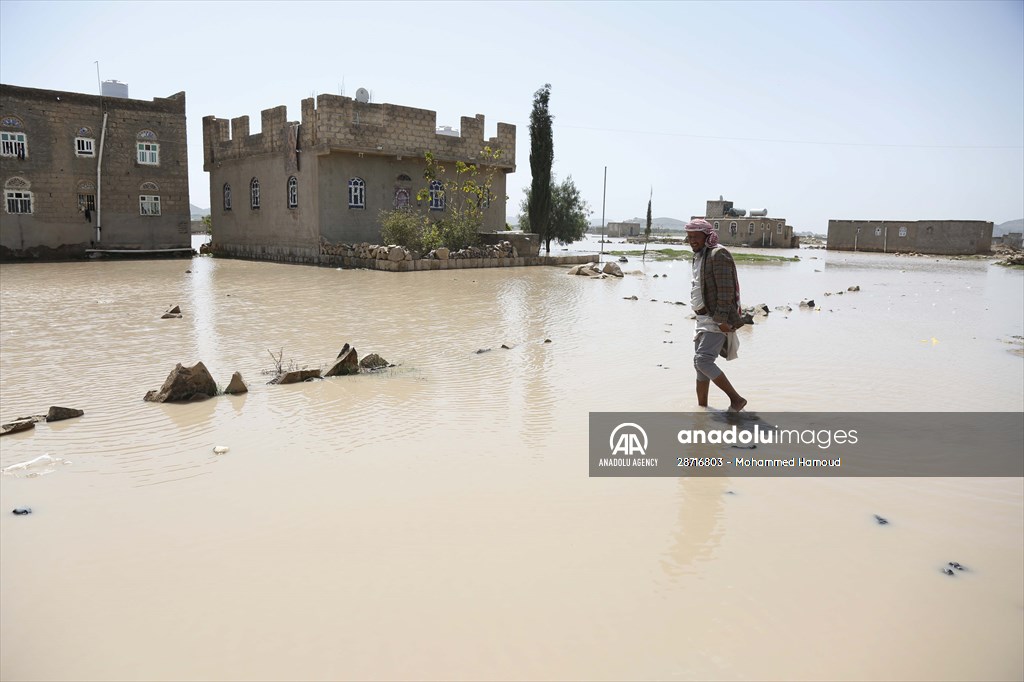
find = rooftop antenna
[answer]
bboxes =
[341,77,345,96]
[95,61,101,95]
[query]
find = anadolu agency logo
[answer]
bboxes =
[609,422,648,456]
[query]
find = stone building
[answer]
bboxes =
[604,221,642,238]
[826,220,993,255]
[0,84,190,259]
[693,197,797,248]
[202,94,516,263]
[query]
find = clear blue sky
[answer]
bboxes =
[2,0,1022,229]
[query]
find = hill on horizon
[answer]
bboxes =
[995,219,1023,236]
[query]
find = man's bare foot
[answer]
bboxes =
[728,398,748,412]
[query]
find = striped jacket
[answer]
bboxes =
[698,246,744,329]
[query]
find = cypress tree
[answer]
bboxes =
[528,84,554,252]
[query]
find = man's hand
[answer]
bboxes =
[718,323,733,333]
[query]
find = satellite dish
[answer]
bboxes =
[355,88,370,103]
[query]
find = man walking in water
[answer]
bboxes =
[685,218,747,412]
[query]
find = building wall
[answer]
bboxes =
[827,220,993,254]
[695,197,794,247]
[694,215,794,247]
[0,84,189,258]
[203,94,515,255]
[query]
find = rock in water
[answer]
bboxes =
[45,406,84,422]
[144,362,218,403]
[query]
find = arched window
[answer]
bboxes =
[348,177,365,209]
[748,222,755,235]
[140,181,159,192]
[136,130,159,165]
[4,176,32,214]
[777,222,784,234]
[429,180,444,211]
[874,226,882,236]
[77,181,95,215]
[729,221,738,236]
[396,174,412,182]
[713,221,720,230]
[223,183,232,210]
[898,226,907,238]
[394,187,410,209]
[250,177,260,209]
[925,226,934,235]
[287,176,298,209]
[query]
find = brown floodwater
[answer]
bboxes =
[1,236,1022,681]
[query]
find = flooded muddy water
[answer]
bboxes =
[2,237,1022,681]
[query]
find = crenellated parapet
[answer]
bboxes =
[204,95,515,171]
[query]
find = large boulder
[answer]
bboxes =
[224,372,248,395]
[359,353,391,370]
[435,247,450,261]
[1,419,35,436]
[602,262,624,277]
[144,362,218,403]
[45,406,84,422]
[388,246,406,262]
[325,344,360,376]
[270,369,322,385]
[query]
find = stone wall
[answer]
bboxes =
[0,84,190,258]
[827,220,993,254]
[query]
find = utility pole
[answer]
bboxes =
[600,166,607,258]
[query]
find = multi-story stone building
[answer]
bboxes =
[693,197,797,248]
[202,94,516,263]
[827,219,993,254]
[0,84,190,259]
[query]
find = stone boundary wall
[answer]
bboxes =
[317,253,599,272]
[211,247,598,271]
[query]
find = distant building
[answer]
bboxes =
[0,83,190,260]
[1003,232,1022,250]
[827,220,993,255]
[693,197,797,248]
[202,95,516,263]
[604,221,642,238]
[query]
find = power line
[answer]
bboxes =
[528,122,1024,151]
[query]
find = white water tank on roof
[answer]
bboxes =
[102,80,129,98]
[436,125,459,137]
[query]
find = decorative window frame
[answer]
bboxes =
[898,226,907,238]
[348,177,365,209]
[1,131,28,158]
[137,142,159,165]
[1,116,24,128]
[874,226,883,236]
[223,183,232,211]
[729,221,738,236]
[250,177,260,210]
[140,181,159,192]
[394,187,410,209]
[429,180,444,211]
[713,221,720,230]
[77,180,96,213]
[139,195,161,216]
[75,137,95,157]
[748,222,755,235]
[287,176,298,209]
[5,176,32,214]
[777,222,784,234]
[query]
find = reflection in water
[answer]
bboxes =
[0,249,1022,682]
[662,475,727,577]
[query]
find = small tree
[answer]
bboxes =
[643,189,652,262]
[528,84,554,252]
[519,175,591,249]
[378,147,504,252]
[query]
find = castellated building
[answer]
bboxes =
[202,95,516,263]
[694,197,798,248]
[0,84,190,260]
